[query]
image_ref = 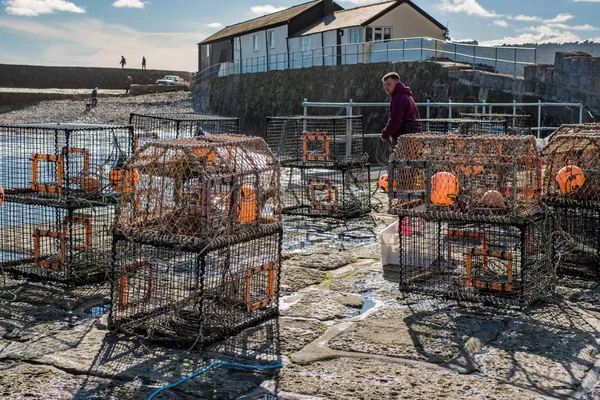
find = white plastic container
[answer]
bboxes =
[378,221,400,266]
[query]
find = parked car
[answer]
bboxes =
[156,75,185,85]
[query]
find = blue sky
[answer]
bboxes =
[0,0,598,71]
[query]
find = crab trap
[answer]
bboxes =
[404,119,508,135]
[396,208,554,307]
[266,115,365,165]
[281,163,371,219]
[115,135,282,244]
[129,113,239,152]
[109,224,282,347]
[459,113,532,134]
[0,201,114,283]
[0,123,132,204]
[388,134,541,217]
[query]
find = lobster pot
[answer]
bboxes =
[281,163,371,219]
[459,113,532,134]
[397,208,554,307]
[109,225,282,347]
[266,115,364,165]
[404,119,508,135]
[115,135,282,242]
[388,134,541,217]
[0,123,132,203]
[129,113,239,152]
[0,200,114,284]
[552,205,600,278]
[541,133,600,207]
[548,123,600,139]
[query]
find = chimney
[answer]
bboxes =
[323,0,333,15]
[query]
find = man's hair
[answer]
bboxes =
[382,72,400,82]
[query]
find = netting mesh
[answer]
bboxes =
[129,113,239,152]
[266,116,365,164]
[0,123,132,203]
[398,209,553,307]
[542,133,600,208]
[110,227,281,347]
[404,119,508,135]
[0,201,114,283]
[115,135,282,244]
[459,113,532,134]
[388,134,541,217]
[281,163,371,218]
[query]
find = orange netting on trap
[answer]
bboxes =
[388,134,541,217]
[115,135,282,244]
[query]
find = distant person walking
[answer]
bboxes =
[120,55,126,69]
[125,76,132,94]
[91,87,98,107]
[380,72,420,147]
[142,56,146,70]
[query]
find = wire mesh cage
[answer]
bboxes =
[115,135,281,245]
[129,113,239,152]
[541,133,600,208]
[404,119,508,135]
[553,205,600,278]
[0,123,132,204]
[397,208,554,307]
[388,134,541,217]
[459,113,532,134]
[547,123,600,139]
[266,115,365,165]
[0,201,114,283]
[109,226,282,347]
[281,163,371,219]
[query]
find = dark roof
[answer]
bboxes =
[292,0,447,37]
[200,0,322,45]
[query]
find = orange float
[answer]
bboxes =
[237,186,257,223]
[0,185,3,207]
[379,174,389,193]
[430,172,459,207]
[556,165,585,195]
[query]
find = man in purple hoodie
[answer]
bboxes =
[380,72,420,146]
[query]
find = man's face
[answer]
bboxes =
[383,78,397,96]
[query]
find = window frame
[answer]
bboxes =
[253,34,259,52]
[268,30,276,49]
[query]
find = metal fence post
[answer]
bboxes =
[448,99,452,119]
[346,99,353,156]
[454,43,457,67]
[421,38,423,61]
[403,39,405,61]
[579,104,584,123]
[426,99,430,119]
[537,100,542,138]
[386,41,389,62]
[434,40,437,62]
[303,98,308,132]
[495,48,498,72]
[472,46,475,71]
[514,48,517,77]
[512,100,517,129]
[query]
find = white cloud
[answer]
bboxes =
[437,0,499,18]
[112,0,145,8]
[544,13,574,24]
[494,20,508,28]
[514,15,541,22]
[0,17,206,71]
[204,23,222,28]
[547,23,597,31]
[250,5,285,16]
[481,25,582,45]
[4,0,84,16]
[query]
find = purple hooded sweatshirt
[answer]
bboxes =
[381,82,420,141]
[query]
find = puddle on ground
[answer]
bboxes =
[84,303,110,318]
[359,298,376,315]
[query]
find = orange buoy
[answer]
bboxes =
[379,174,389,193]
[430,172,459,207]
[556,165,585,195]
[0,185,4,207]
[481,190,505,208]
[237,186,257,223]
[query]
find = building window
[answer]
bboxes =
[206,44,211,58]
[366,27,392,42]
[253,34,259,51]
[301,37,311,55]
[268,30,276,49]
[349,27,362,44]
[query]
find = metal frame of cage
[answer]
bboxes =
[404,119,509,135]
[459,113,532,134]
[129,113,239,151]
[388,134,541,217]
[266,115,365,165]
[109,224,282,348]
[397,207,554,307]
[0,123,133,203]
[281,162,371,219]
[0,200,114,283]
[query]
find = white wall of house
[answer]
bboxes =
[235,25,289,73]
[288,26,365,68]
[368,3,446,41]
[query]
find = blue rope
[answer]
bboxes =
[147,361,284,400]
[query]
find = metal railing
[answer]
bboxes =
[195,37,536,85]
[302,99,585,139]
